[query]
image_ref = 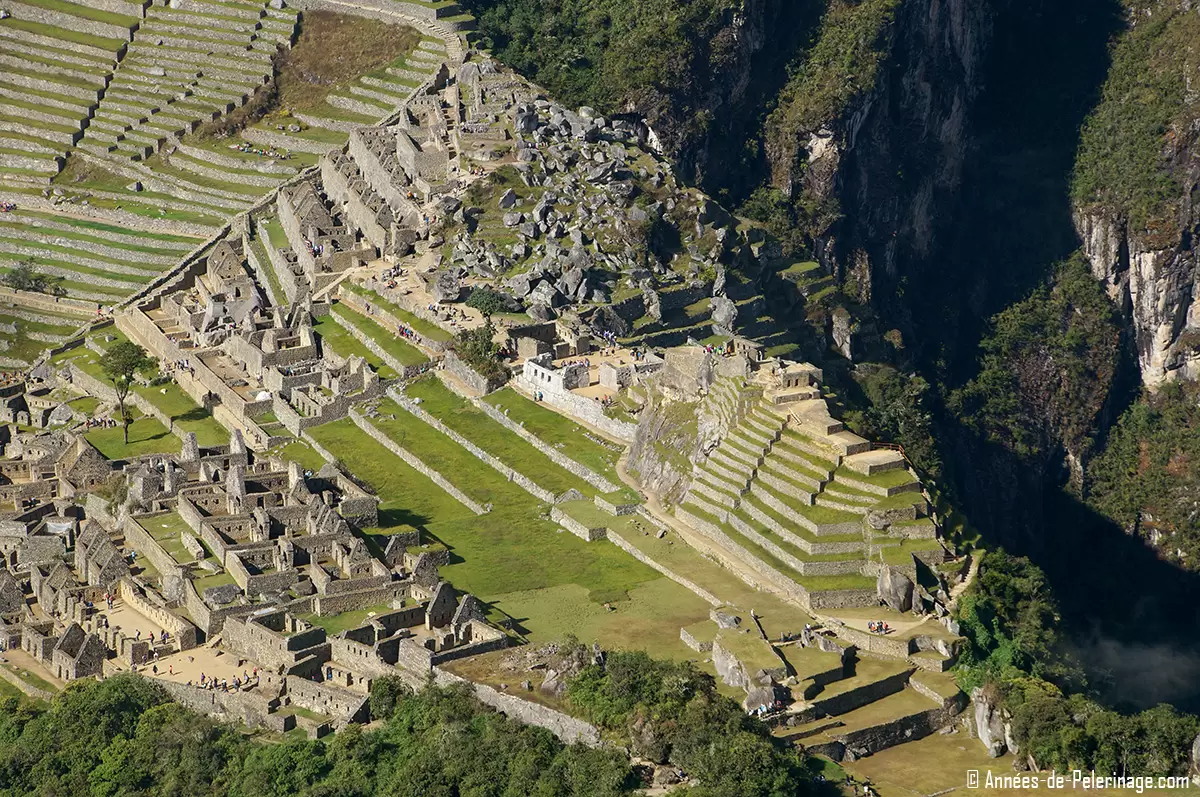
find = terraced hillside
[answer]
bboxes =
[676,376,945,609]
[0,0,456,224]
[0,206,202,301]
[0,0,136,185]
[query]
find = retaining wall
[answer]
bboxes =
[348,408,485,514]
[390,388,555,503]
[512,375,637,443]
[604,530,722,606]
[472,397,620,493]
[433,668,600,746]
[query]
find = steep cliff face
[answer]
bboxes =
[625,0,820,197]
[759,0,994,303]
[1071,0,1200,387]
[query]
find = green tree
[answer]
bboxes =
[369,675,412,721]
[1,260,66,296]
[99,341,157,444]
[454,320,506,381]
[466,285,510,318]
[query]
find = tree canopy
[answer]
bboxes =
[99,341,157,444]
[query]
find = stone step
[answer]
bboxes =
[386,66,429,83]
[348,82,407,107]
[326,93,389,119]
[707,447,755,479]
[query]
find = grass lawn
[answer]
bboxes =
[487,579,710,661]
[371,397,534,509]
[333,303,428,366]
[134,381,226,446]
[300,603,394,636]
[307,419,474,529]
[268,440,327,472]
[193,571,236,595]
[141,512,198,565]
[313,314,397,379]
[404,377,593,497]
[275,11,419,112]
[342,282,453,342]
[483,388,624,479]
[86,415,178,459]
[605,520,815,638]
[313,417,686,646]
[840,729,1130,796]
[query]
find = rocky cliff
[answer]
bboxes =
[1072,0,1200,387]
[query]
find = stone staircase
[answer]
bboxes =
[676,384,945,611]
[0,2,135,185]
[78,0,297,165]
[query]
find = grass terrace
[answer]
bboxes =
[309,416,701,650]
[332,303,428,366]
[342,282,453,342]
[134,381,226,446]
[370,396,533,509]
[483,387,624,479]
[404,376,593,497]
[313,314,397,379]
[308,419,475,529]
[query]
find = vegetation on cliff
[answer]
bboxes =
[764,0,900,185]
[462,0,740,142]
[1086,382,1200,572]
[1071,0,1198,232]
[955,551,1198,775]
[950,254,1121,461]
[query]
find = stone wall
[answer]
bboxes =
[443,350,505,396]
[0,664,55,703]
[336,286,448,356]
[673,506,811,608]
[312,584,408,617]
[320,157,389,249]
[4,0,135,40]
[390,389,555,503]
[433,669,600,746]
[604,529,721,606]
[116,578,197,650]
[331,309,433,380]
[512,375,637,443]
[349,408,485,514]
[830,694,965,760]
[548,506,606,542]
[158,678,273,729]
[123,514,188,586]
[285,675,370,722]
[472,397,620,493]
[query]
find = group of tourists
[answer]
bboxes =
[0,202,16,213]
[226,141,293,161]
[190,670,259,692]
[867,620,892,635]
[84,417,119,429]
[165,359,195,378]
[701,341,734,356]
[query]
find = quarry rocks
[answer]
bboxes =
[972,688,1008,757]
[876,567,914,612]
